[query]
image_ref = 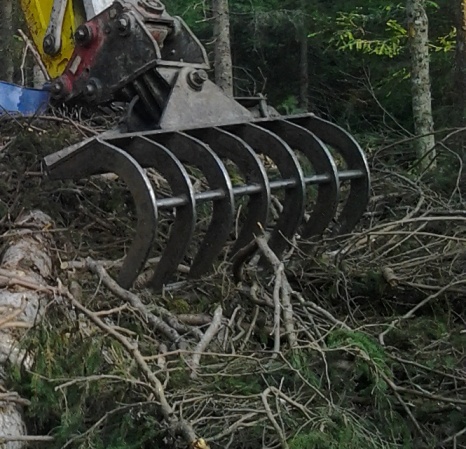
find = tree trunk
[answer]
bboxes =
[298,1,309,110]
[406,0,436,170]
[0,211,55,448]
[0,0,14,82]
[298,25,309,110]
[212,0,233,96]
[455,0,466,126]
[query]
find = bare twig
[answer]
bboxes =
[239,306,260,351]
[17,29,51,82]
[0,268,54,293]
[440,426,466,446]
[85,258,187,346]
[261,387,289,449]
[256,235,297,349]
[0,392,30,406]
[379,279,466,345]
[190,306,223,378]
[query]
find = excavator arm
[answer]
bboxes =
[18,0,111,78]
[1,1,112,114]
[11,0,371,291]
[19,0,239,129]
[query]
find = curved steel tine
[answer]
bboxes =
[115,135,196,291]
[187,127,271,255]
[43,138,158,289]
[148,132,235,278]
[289,114,371,235]
[257,119,340,238]
[224,123,306,260]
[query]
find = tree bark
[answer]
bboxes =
[0,0,14,82]
[212,0,233,96]
[406,0,436,170]
[298,25,309,110]
[0,211,55,449]
[455,0,466,126]
[298,1,309,110]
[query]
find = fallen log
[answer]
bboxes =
[0,210,55,449]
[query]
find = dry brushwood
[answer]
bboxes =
[0,116,466,448]
[60,290,209,449]
[85,258,196,346]
[256,235,297,351]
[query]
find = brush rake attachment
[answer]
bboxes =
[40,0,370,290]
[44,114,370,290]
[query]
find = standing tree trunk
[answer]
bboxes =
[455,0,466,126]
[0,0,14,82]
[212,0,233,96]
[406,0,436,170]
[298,2,309,110]
[298,25,309,110]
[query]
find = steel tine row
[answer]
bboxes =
[187,127,271,256]
[112,135,197,290]
[150,132,236,278]
[288,115,371,235]
[257,119,340,238]
[43,113,371,290]
[43,138,158,288]
[225,123,307,261]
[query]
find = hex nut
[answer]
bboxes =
[75,25,93,46]
[187,69,208,90]
[117,13,132,36]
[84,79,102,102]
[43,35,56,55]
[50,79,67,100]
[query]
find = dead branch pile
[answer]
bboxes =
[0,115,465,449]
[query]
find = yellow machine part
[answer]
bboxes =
[19,0,85,78]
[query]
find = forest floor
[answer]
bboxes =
[0,111,465,449]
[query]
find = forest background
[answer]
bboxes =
[0,1,465,449]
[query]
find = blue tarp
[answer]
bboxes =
[0,81,50,116]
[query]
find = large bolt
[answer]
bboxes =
[117,17,129,31]
[74,25,93,46]
[84,78,102,102]
[43,35,57,55]
[138,0,165,14]
[85,83,96,97]
[117,14,132,35]
[187,69,208,90]
[50,79,67,100]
